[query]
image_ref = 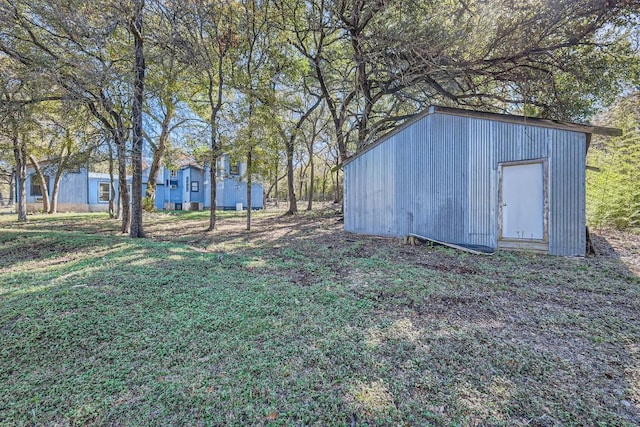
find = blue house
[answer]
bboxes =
[143,154,264,211]
[25,167,130,213]
[25,154,263,212]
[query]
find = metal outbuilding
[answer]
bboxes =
[343,106,620,256]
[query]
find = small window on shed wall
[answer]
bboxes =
[191,181,199,192]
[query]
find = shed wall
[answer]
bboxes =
[344,133,397,235]
[548,132,586,256]
[396,114,469,242]
[344,111,587,256]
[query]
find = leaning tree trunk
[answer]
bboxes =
[49,173,62,214]
[144,129,167,207]
[28,155,50,213]
[297,158,309,206]
[284,98,321,214]
[49,133,71,214]
[144,103,173,208]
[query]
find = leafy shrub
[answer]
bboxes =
[142,196,156,212]
[587,94,640,229]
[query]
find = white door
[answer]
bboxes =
[500,162,546,241]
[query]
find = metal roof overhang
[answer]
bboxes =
[343,105,622,166]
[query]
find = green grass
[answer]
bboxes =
[1,210,639,426]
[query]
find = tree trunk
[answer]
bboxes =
[207,97,221,232]
[274,161,278,208]
[284,97,322,214]
[48,147,69,214]
[129,0,146,238]
[144,107,173,207]
[321,167,328,201]
[333,162,340,204]
[264,168,287,210]
[108,142,117,219]
[206,49,224,231]
[28,154,50,213]
[49,173,62,214]
[298,155,310,204]
[117,143,130,233]
[297,161,305,204]
[307,152,314,211]
[208,156,218,230]
[286,135,297,214]
[9,169,15,206]
[13,136,27,221]
[246,149,252,231]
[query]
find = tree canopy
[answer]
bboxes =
[0,0,638,230]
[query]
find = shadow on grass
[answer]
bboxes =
[1,214,639,426]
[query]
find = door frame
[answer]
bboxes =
[497,158,549,251]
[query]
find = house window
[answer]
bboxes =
[191,181,199,192]
[230,163,240,175]
[98,182,110,202]
[169,180,178,189]
[170,169,178,177]
[30,174,49,197]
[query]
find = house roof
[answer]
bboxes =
[344,105,622,166]
[178,162,204,171]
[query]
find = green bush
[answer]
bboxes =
[142,196,156,212]
[587,95,640,229]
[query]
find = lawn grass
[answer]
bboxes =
[1,209,639,426]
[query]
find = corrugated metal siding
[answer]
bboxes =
[548,130,586,255]
[345,135,397,235]
[467,118,494,247]
[402,114,468,243]
[395,116,429,237]
[344,110,587,256]
[346,113,470,242]
[494,122,550,163]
